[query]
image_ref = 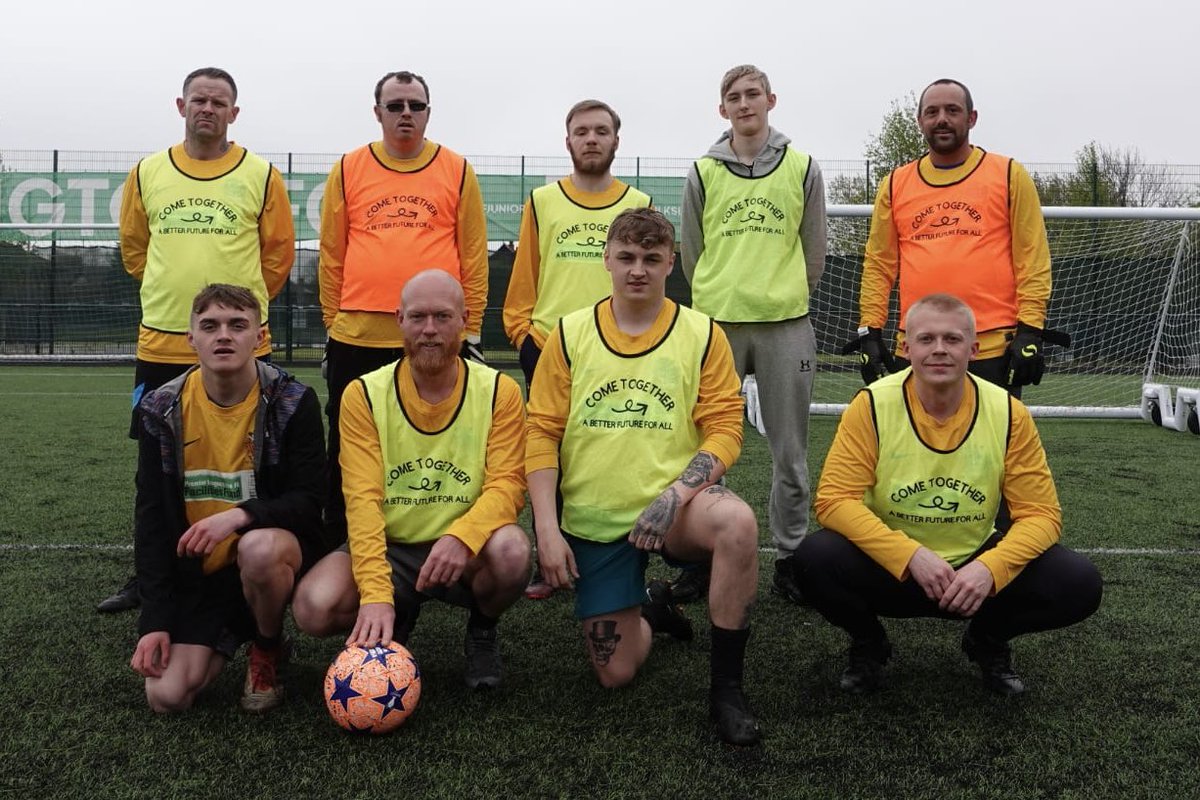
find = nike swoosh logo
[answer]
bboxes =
[183,438,201,447]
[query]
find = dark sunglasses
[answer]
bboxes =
[381,100,428,113]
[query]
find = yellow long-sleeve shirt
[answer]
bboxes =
[501,177,643,350]
[526,298,744,476]
[815,378,1061,592]
[860,147,1051,359]
[318,140,488,346]
[340,358,526,606]
[119,143,295,362]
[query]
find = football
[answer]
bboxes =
[324,641,422,733]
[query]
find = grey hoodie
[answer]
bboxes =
[680,127,827,298]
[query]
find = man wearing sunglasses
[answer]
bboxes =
[319,70,489,548]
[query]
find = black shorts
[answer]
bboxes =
[338,540,474,611]
[168,567,256,658]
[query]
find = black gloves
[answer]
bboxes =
[842,326,896,386]
[1005,322,1045,388]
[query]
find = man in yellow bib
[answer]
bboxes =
[854,79,1053,397]
[130,284,326,714]
[502,98,652,600]
[679,64,827,606]
[295,270,529,691]
[799,294,1101,695]
[319,70,490,549]
[527,208,762,746]
[101,67,296,613]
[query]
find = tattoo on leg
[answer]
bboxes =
[704,484,735,498]
[679,452,717,489]
[587,619,623,666]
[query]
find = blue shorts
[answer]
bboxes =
[566,532,694,620]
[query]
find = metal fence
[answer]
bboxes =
[2,149,1198,367]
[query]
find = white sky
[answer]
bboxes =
[1,0,1194,166]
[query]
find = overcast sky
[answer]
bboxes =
[2,0,1194,167]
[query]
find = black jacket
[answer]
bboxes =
[134,362,327,637]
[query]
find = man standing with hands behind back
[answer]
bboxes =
[319,70,489,547]
[100,67,295,613]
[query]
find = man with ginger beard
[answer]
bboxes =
[502,99,651,600]
[294,269,530,691]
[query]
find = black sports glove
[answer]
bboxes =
[460,339,488,366]
[842,327,896,386]
[1006,322,1045,388]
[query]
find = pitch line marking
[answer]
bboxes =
[3,392,130,397]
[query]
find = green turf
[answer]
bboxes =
[1,365,1198,799]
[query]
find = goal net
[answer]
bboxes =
[814,206,1200,418]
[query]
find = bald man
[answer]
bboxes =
[294,270,530,690]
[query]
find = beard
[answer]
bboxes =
[570,146,617,177]
[926,125,968,156]
[408,339,459,374]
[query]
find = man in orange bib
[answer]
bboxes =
[319,71,489,548]
[854,79,1054,398]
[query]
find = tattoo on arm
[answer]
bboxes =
[704,484,734,498]
[679,452,717,489]
[586,619,622,667]
[632,486,680,547]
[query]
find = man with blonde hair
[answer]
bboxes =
[799,293,1101,695]
[678,64,827,605]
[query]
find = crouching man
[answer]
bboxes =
[294,269,530,690]
[131,284,327,713]
[526,208,762,745]
[798,293,1101,695]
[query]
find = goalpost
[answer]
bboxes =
[813,205,1200,420]
[2,207,1198,420]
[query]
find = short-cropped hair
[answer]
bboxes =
[191,284,261,319]
[919,78,974,115]
[905,293,977,337]
[375,70,430,105]
[607,208,675,250]
[182,67,237,101]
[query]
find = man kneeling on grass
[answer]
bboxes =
[131,284,327,713]
[797,292,1102,695]
[526,208,762,746]
[292,270,530,690]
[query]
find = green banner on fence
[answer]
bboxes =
[0,171,685,242]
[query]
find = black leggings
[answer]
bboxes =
[796,528,1102,644]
